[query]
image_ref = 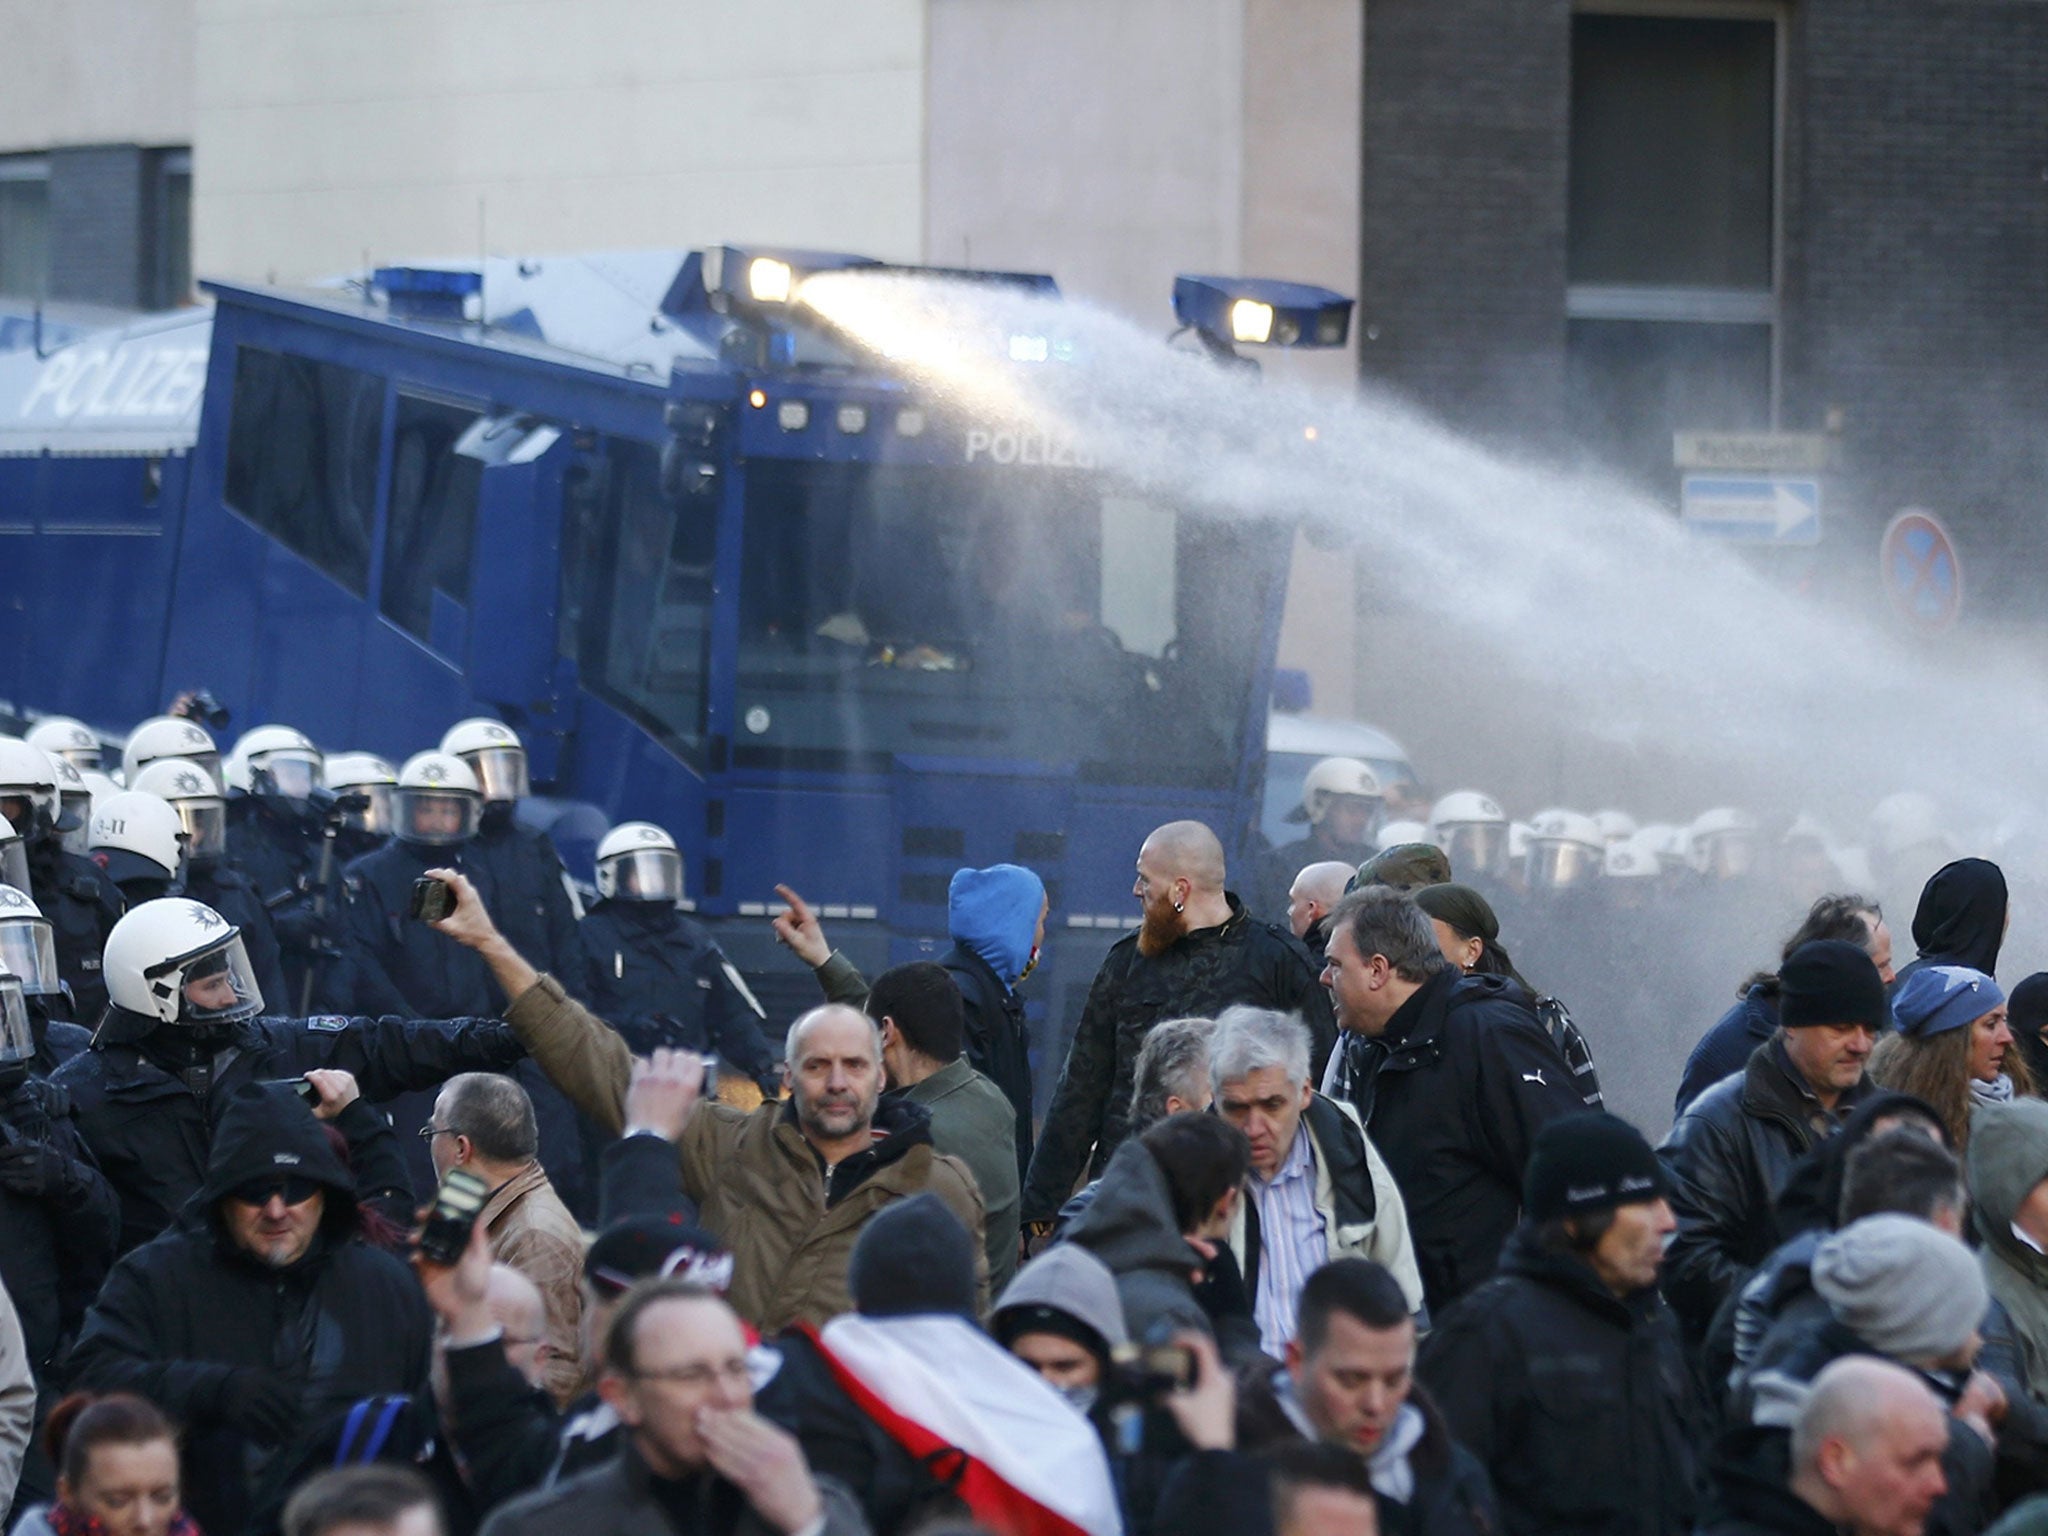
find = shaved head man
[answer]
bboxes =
[1022,821,1337,1232]
[1288,862,1355,945]
[1786,1358,1949,1536]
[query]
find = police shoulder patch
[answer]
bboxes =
[305,1015,350,1034]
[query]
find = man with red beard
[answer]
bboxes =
[1021,821,1334,1238]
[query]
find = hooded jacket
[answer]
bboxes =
[991,1242,1130,1358]
[1969,1098,2048,1387]
[1417,1225,1705,1536]
[1898,857,2008,983]
[1024,894,1335,1222]
[1061,1136,1213,1343]
[501,974,985,1332]
[1658,1035,1873,1342]
[68,1082,433,1536]
[947,864,1045,1180]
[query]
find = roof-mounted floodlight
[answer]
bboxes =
[698,246,885,317]
[1171,275,1354,364]
[374,266,483,323]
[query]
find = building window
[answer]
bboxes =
[1566,7,1780,490]
[222,346,382,596]
[152,150,192,309]
[380,391,482,652]
[0,157,50,299]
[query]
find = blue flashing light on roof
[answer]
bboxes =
[373,266,483,322]
[1171,274,1353,363]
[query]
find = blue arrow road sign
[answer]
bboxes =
[1680,476,1822,546]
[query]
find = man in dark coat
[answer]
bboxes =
[1022,821,1333,1231]
[1319,888,1583,1311]
[1676,896,1894,1116]
[56,895,525,1251]
[1417,1114,1705,1536]
[68,1080,435,1536]
[1236,1259,1496,1536]
[1659,939,1886,1343]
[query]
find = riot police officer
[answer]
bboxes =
[131,757,290,1010]
[440,719,582,989]
[0,738,123,1023]
[224,724,335,1008]
[0,885,92,1073]
[52,895,526,1252]
[324,752,399,862]
[1251,756,1385,923]
[120,714,222,785]
[0,963,118,1505]
[25,716,103,773]
[576,822,780,1091]
[88,791,187,905]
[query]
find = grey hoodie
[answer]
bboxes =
[992,1241,1132,1353]
[1969,1098,2048,1386]
[1061,1138,1211,1341]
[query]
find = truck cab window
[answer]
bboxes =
[380,392,481,649]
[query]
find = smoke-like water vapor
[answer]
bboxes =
[801,272,2045,839]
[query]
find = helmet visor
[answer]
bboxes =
[602,849,684,904]
[59,789,92,855]
[397,788,480,846]
[0,837,27,894]
[464,747,529,804]
[54,744,101,772]
[0,974,30,1072]
[169,934,265,1026]
[342,783,396,837]
[1440,824,1506,879]
[0,786,56,839]
[1699,833,1756,880]
[252,750,323,801]
[141,748,222,788]
[1528,841,1603,892]
[171,799,227,861]
[0,914,59,996]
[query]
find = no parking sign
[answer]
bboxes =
[1881,510,1962,633]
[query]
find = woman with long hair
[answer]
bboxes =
[10,1393,198,1536]
[1869,965,2031,1151]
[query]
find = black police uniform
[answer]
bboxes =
[52,1003,525,1254]
[576,899,779,1089]
[467,810,583,989]
[25,841,124,1024]
[227,795,341,1011]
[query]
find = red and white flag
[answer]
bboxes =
[804,1313,1124,1536]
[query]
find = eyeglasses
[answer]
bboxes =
[418,1124,461,1141]
[627,1359,752,1390]
[228,1176,322,1207]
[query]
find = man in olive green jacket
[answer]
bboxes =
[427,869,987,1332]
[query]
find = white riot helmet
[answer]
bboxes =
[1375,820,1429,853]
[90,791,187,885]
[1592,810,1638,848]
[1286,757,1384,835]
[26,716,102,772]
[123,716,221,787]
[0,738,59,840]
[1605,838,1663,879]
[228,724,324,803]
[0,970,30,1085]
[595,822,685,903]
[39,750,93,857]
[80,769,118,809]
[1525,809,1606,892]
[1429,790,1508,879]
[0,885,60,998]
[103,898,264,1028]
[131,758,228,864]
[395,752,482,847]
[1507,821,1534,869]
[1871,792,1943,857]
[1689,807,1759,879]
[439,718,528,805]
[325,753,399,838]
[0,823,25,897]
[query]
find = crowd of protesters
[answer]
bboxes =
[0,714,2042,1536]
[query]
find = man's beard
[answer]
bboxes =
[1136,893,1189,959]
[798,1086,875,1143]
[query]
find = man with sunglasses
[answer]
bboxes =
[69,1077,434,1536]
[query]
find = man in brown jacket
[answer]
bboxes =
[427,1071,587,1406]
[426,868,986,1332]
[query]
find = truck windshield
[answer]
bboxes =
[735,459,1275,787]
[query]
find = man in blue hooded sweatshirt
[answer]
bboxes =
[775,865,1047,1182]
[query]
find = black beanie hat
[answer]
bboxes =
[1778,939,1888,1032]
[586,1217,734,1298]
[1525,1113,1668,1222]
[848,1193,978,1320]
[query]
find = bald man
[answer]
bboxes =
[1706,1357,1950,1536]
[1288,861,1355,961]
[1021,821,1336,1232]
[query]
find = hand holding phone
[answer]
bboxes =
[410,876,456,923]
[417,1168,490,1266]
